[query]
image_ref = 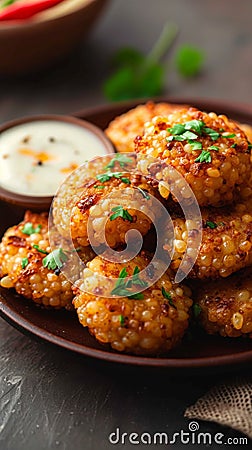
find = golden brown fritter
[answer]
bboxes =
[0,211,94,309]
[163,201,252,279]
[105,101,185,153]
[73,253,193,355]
[69,172,162,248]
[192,267,252,337]
[53,154,136,238]
[136,107,251,207]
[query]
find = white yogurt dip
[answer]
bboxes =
[0,119,109,196]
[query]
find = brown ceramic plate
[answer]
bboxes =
[1,97,252,370]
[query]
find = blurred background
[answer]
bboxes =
[0,0,251,121]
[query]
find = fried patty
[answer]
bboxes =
[73,253,193,355]
[192,267,252,337]
[105,101,185,153]
[135,107,251,207]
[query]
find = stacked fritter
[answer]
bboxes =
[107,102,252,340]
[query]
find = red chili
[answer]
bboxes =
[0,0,65,21]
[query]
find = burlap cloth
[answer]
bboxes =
[184,378,252,438]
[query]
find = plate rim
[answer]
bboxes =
[1,96,252,369]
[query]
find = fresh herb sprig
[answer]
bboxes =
[42,248,68,271]
[105,154,133,169]
[103,23,205,101]
[111,266,147,299]
[21,257,29,269]
[162,286,176,308]
[22,222,42,235]
[110,206,133,222]
[96,171,131,185]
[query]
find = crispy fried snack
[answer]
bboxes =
[164,201,252,279]
[105,101,184,153]
[136,107,251,207]
[73,253,193,355]
[192,267,252,337]
[68,172,161,248]
[0,211,94,309]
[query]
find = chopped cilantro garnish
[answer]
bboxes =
[231,143,237,148]
[136,187,150,200]
[208,145,219,151]
[248,142,252,150]
[193,303,202,318]
[21,257,29,269]
[22,222,42,235]
[105,154,133,169]
[120,177,131,184]
[96,171,131,184]
[127,293,144,300]
[168,123,185,135]
[111,266,146,299]
[162,286,176,308]
[42,248,68,271]
[184,119,205,133]
[119,315,125,326]
[161,286,172,300]
[195,150,212,163]
[110,206,133,222]
[206,221,217,229]
[189,141,202,150]
[203,127,220,141]
[182,130,198,140]
[94,185,105,189]
[33,244,48,254]
[223,133,236,138]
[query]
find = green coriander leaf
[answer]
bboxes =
[203,127,220,141]
[168,123,185,135]
[94,185,105,189]
[247,142,252,149]
[195,150,212,163]
[208,145,219,151]
[105,153,133,169]
[231,143,237,148]
[127,293,144,300]
[119,267,128,279]
[162,287,176,308]
[110,206,133,222]
[206,221,217,229]
[119,314,125,326]
[182,130,198,140]
[33,244,48,255]
[96,172,131,184]
[188,140,202,150]
[120,177,131,184]
[21,257,29,269]
[162,286,172,300]
[175,44,205,78]
[223,133,236,138]
[133,266,140,275]
[42,248,68,271]
[136,187,150,200]
[172,135,187,141]
[184,119,205,133]
[193,303,202,318]
[96,173,111,183]
[22,222,42,235]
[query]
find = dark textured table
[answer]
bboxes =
[0,1,252,449]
